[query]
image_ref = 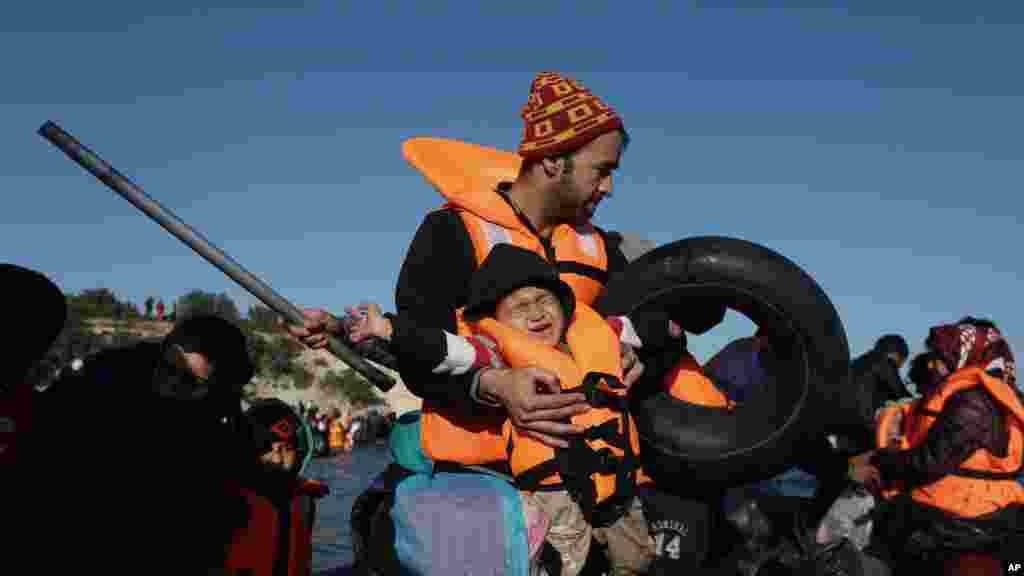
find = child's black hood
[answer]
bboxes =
[462,244,575,323]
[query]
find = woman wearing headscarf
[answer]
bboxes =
[852,319,1022,570]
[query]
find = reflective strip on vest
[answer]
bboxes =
[481,220,512,252]
[575,230,599,259]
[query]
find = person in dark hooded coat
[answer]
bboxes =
[840,335,911,454]
[1,263,67,468]
[32,314,255,571]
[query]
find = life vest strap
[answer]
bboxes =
[515,444,623,490]
[565,373,628,411]
[582,418,628,451]
[514,429,641,527]
[556,261,609,285]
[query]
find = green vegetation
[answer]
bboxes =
[67,288,140,320]
[174,289,241,324]
[291,363,315,390]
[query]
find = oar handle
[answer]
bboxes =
[38,120,396,392]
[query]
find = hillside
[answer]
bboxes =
[80,317,422,417]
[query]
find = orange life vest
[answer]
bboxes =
[668,351,733,408]
[328,420,345,450]
[223,478,329,576]
[875,401,916,451]
[897,368,1024,518]
[403,137,611,465]
[470,303,648,525]
[874,400,918,499]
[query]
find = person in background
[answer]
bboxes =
[841,334,911,456]
[1,264,66,469]
[33,314,255,571]
[850,320,1021,571]
[223,398,329,576]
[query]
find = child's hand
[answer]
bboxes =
[343,303,392,342]
[621,343,644,388]
[848,451,881,490]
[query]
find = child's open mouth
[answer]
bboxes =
[528,320,553,338]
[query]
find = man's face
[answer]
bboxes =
[552,131,623,226]
[494,286,566,347]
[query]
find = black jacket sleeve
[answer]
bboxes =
[390,209,483,408]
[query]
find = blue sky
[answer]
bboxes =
[3,2,1021,375]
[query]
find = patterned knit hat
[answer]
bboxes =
[518,72,624,160]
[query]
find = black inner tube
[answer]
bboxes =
[626,284,811,462]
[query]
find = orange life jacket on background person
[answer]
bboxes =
[328,420,345,450]
[668,351,733,408]
[403,137,612,466]
[874,400,918,499]
[223,479,329,576]
[469,303,650,525]
[894,367,1024,518]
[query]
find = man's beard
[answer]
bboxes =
[557,181,591,227]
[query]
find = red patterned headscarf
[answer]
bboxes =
[926,321,1016,384]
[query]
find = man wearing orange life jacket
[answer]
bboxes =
[285,72,726,574]
[286,71,725,458]
[852,320,1022,569]
[224,398,329,576]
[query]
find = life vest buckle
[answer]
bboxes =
[581,372,626,409]
[594,447,621,474]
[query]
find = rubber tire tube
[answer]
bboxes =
[595,236,851,486]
